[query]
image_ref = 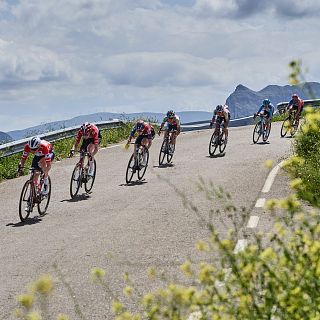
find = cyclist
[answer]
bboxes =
[70,122,101,176]
[287,93,304,123]
[17,136,54,195]
[127,120,155,167]
[209,104,231,142]
[158,110,181,154]
[254,98,275,133]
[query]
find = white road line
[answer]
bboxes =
[234,239,248,253]
[247,216,259,228]
[105,144,122,149]
[261,161,285,193]
[255,198,266,207]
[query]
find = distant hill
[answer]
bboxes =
[6,111,213,141]
[0,131,13,144]
[226,82,320,118]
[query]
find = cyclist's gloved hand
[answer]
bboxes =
[209,122,213,128]
[69,149,75,157]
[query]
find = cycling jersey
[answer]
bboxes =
[257,104,275,118]
[212,105,230,124]
[288,98,304,114]
[76,123,100,145]
[22,140,54,163]
[130,123,154,140]
[161,115,180,126]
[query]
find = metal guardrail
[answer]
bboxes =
[181,115,254,131]
[0,119,123,158]
[277,99,320,114]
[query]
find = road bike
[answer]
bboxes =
[70,151,96,198]
[18,168,51,222]
[125,143,149,184]
[158,129,177,165]
[252,114,271,144]
[280,109,299,137]
[209,123,228,156]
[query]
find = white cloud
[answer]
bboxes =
[0,0,319,131]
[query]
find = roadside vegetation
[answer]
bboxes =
[13,62,320,319]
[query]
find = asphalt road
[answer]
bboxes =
[0,122,293,319]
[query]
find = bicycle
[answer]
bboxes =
[125,143,149,184]
[18,167,51,222]
[280,109,299,137]
[252,114,271,144]
[209,123,228,156]
[69,151,96,199]
[158,129,177,165]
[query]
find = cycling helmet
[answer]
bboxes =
[136,120,145,131]
[167,110,175,118]
[263,98,270,106]
[81,122,92,135]
[292,93,298,99]
[28,136,41,150]
[216,105,223,113]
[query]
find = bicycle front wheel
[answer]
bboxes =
[38,176,51,216]
[209,132,219,156]
[138,148,149,180]
[253,122,261,144]
[70,164,82,199]
[290,119,299,137]
[280,117,290,137]
[85,159,96,193]
[219,132,227,153]
[19,180,34,222]
[263,123,271,142]
[126,153,135,184]
[159,140,167,165]
[166,144,175,163]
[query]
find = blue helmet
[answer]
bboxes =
[263,99,270,106]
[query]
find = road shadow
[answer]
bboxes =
[207,153,226,158]
[254,141,270,145]
[153,163,175,168]
[60,193,91,203]
[120,180,148,187]
[6,216,42,227]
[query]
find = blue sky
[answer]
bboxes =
[0,0,319,131]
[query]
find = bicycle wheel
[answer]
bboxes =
[219,132,227,153]
[263,123,271,142]
[166,143,175,163]
[126,153,135,184]
[38,176,51,216]
[280,117,290,137]
[159,140,167,165]
[252,122,261,144]
[209,132,219,156]
[85,159,96,193]
[290,118,299,137]
[138,147,149,180]
[70,164,82,198]
[19,180,34,222]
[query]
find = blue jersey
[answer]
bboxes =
[257,103,274,117]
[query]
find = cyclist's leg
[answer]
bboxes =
[31,155,42,186]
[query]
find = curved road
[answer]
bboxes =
[0,123,292,319]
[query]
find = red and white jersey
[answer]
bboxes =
[22,140,53,163]
[75,124,99,145]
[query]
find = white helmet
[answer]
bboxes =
[28,136,41,150]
